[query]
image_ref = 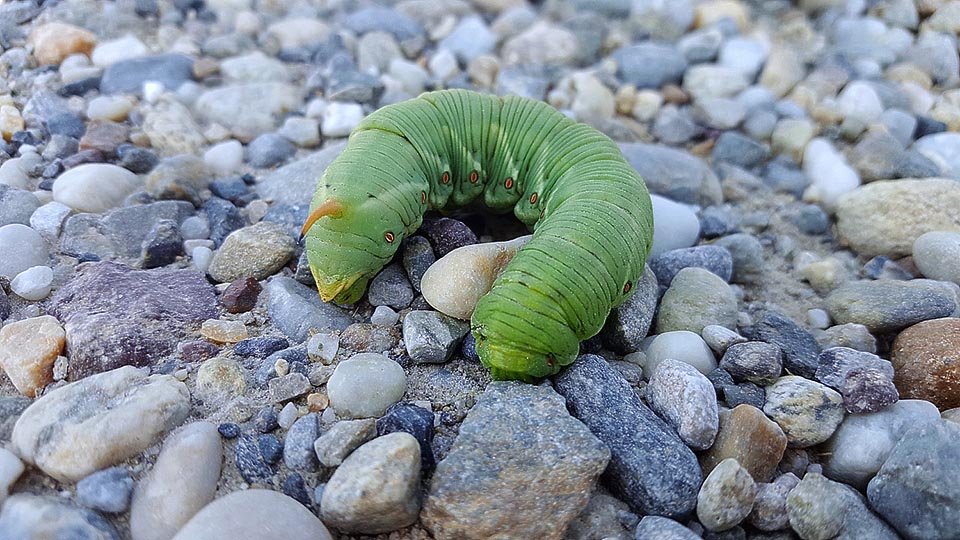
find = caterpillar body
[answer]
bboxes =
[301,89,654,381]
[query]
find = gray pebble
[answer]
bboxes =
[649,245,734,288]
[713,234,764,284]
[720,342,783,385]
[824,279,957,333]
[402,310,470,364]
[787,473,849,540]
[613,43,687,89]
[284,413,320,472]
[76,467,134,514]
[635,515,702,539]
[246,133,296,168]
[712,132,770,168]
[368,262,414,310]
[601,265,658,353]
[401,235,435,293]
[743,311,820,379]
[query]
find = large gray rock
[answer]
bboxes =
[266,276,353,342]
[256,142,347,205]
[825,279,957,333]
[619,143,723,207]
[867,420,960,540]
[50,262,218,379]
[554,354,701,518]
[421,382,609,540]
[171,490,333,540]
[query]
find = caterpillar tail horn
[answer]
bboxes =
[299,198,344,242]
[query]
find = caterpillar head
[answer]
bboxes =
[301,193,406,304]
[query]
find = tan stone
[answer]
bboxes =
[835,179,960,258]
[699,404,787,483]
[28,22,96,65]
[200,319,248,344]
[891,318,960,410]
[0,316,65,397]
[694,0,751,31]
[760,46,805,98]
[0,105,24,142]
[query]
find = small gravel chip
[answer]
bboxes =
[269,373,312,403]
[278,402,299,429]
[402,310,470,364]
[720,342,783,385]
[257,434,283,465]
[371,305,399,326]
[306,333,339,364]
[218,423,241,439]
[76,466,134,514]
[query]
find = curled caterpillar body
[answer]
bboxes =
[302,89,654,381]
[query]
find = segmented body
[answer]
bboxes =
[305,89,654,381]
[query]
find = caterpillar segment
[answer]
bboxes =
[302,89,654,381]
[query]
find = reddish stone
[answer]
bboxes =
[699,404,788,483]
[891,317,960,410]
[221,277,262,313]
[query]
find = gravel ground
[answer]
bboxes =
[1,0,960,539]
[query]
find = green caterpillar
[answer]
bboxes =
[301,89,654,381]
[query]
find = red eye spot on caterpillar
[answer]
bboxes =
[504,177,514,189]
[539,209,545,219]
[546,355,554,366]
[385,232,395,243]
[623,281,632,293]
[530,193,538,204]
[421,191,427,203]
[469,170,479,183]
[441,172,450,184]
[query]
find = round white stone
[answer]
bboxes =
[321,103,365,138]
[10,265,54,301]
[649,194,701,257]
[913,231,960,285]
[0,224,49,280]
[52,164,143,213]
[643,330,717,379]
[327,353,406,418]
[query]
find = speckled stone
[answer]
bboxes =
[825,280,957,334]
[697,458,757,532]
[763,376,844,448]
[787,473,849,540]
[891,317,960,409]
[700,404,787,483]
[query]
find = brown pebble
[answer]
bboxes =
[661,84,689,105]
[79,121,129,156]
[221,277,262,314]
[307,392,329,412]
[192,57,221,79]
[339,323,401,353]
[699,404,787,483]
[891,317,960,410]
[179,340,221,363]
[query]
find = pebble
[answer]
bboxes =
[501,21,578,66]
[52,163,143,213]
[368,262,414,310]
[0,494,121,540]
[867,419,960,539]
[194,356,246,411]
[697,458,757,532]
[712,233,764,284]
[720,342,783,386]
[823,399,941,489]
[27,22,96,65]
[634,515,701,539]
[321,102,365,138]
[763,376,844,448]
[653,105,699,145]
[420,236,529,319]
[77,467,134,514]
[0,315,64,398]
[748,473,799,532]
[371,305,400,326]
[203,197,245,247]
[0,448,24,507]
[824,280,957,333]
[613,43,688,89]
[0,185,40,227]
[913,231,960,283]
[835,178,960,258]
[327,353,406,418]
[340,323,400,353]
[207,222,295,283]
[645,358,719,450]
[600,265,658,353]
[313,418,377,467]
[11,366,190,481]
[203,140,243,177]
[700,404,788,483]
[648,195,701,258]
[555,355,700,518]
[246,133,296,168]
[270,373,311,403]
[221,276,262,313]
[278,116,320,148]
[620,143,723,208]
[403,310,471,364]
[377,402,436,470]
[0,223,49,279]
[802,138,861,211]
[712,132,771,168]
[171,489,333,540]
[321,433,422,534]
[50,262,217,378]
[234,434,274,483]
[100,54,194,95]
[421,217,479,258]
[10,264,52,301]
[284,413,320,472]
[787,473,849,540]
[891,317,960,409]
[655,267,738,334]
[305,333,339,364]
[702,325,748,355]
[265,276,353,342]
[117,145,158,174]
[843,366,899,413]
[86,96,134,122]
[816,346,894,390]
[643,330,717,379]
[742,311,820,379]
[649,245,733,287]
[194,83,302,140]
[422,382,609,540]
[91,34,147,67]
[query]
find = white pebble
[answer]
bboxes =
[327,353,406,418]
[0,448,25,507]
[245,200,269,223]
[143,81,165,104]
[204,140,243,176]
[322,103,365,138]
[192,246,214,272]
[837,81,884,126]
[643,330,717,379]
[806,308,831,329]
[278,116,320,147]
[29,201,72,240]
[650,194,700,257]
[11,265,54,301]
[86,95,134,121]
[278,402,299,429]
[180,216,210,240]
[52,164,144,213]
[428,49,459,81]
[802,138,860,212]
[307,333,339,364]
[913,231,960,285]
[371,305,400,326]
[0,158,31,189]
[0,224,49,280]
[91,34,147,67]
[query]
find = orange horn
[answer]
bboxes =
[299,199,344,242]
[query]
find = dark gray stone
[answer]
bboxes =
[825,280,958,333]
[203,197,246,248]
[253,407,279,433]
[613,43,687,89]
[601,265,658,354]
[653,105,700,145]
[867,420,960,540]
[649,246,733,289]
[634,515,702,539]
[401,235,435,293]
[257,434,283,464]
[45,112,86,139]
[712,132,771,168]
[368,262,414,310]
[720,342,783,385]
[76,467,134,514]
[421,218,478,258]
[100,54,194,95]
[815,347,894,390]
[234,336,289,358]
[742,311,820,379]
[698,205,739,239]
[140,218,183,269]
[325,70,385,104]
[234,434,275,483]
[116,144,158,174]
[49,262,218,379]
[842,366,899,414]
[246,133,296,168]
[377,402,436,470]
[783,203,830,235]
[266,277,353,342]
[554,355,701,518]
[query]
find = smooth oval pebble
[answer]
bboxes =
[171,489,333,540]
[52,164,144,213]
[130,422,222,540]
[650,194,701,257]
[421,235,530,320]
[644,330,717,379]
[913,231,960,285]
[11,265,54,300]
[327,353,406,418]
[0,224,49,280]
